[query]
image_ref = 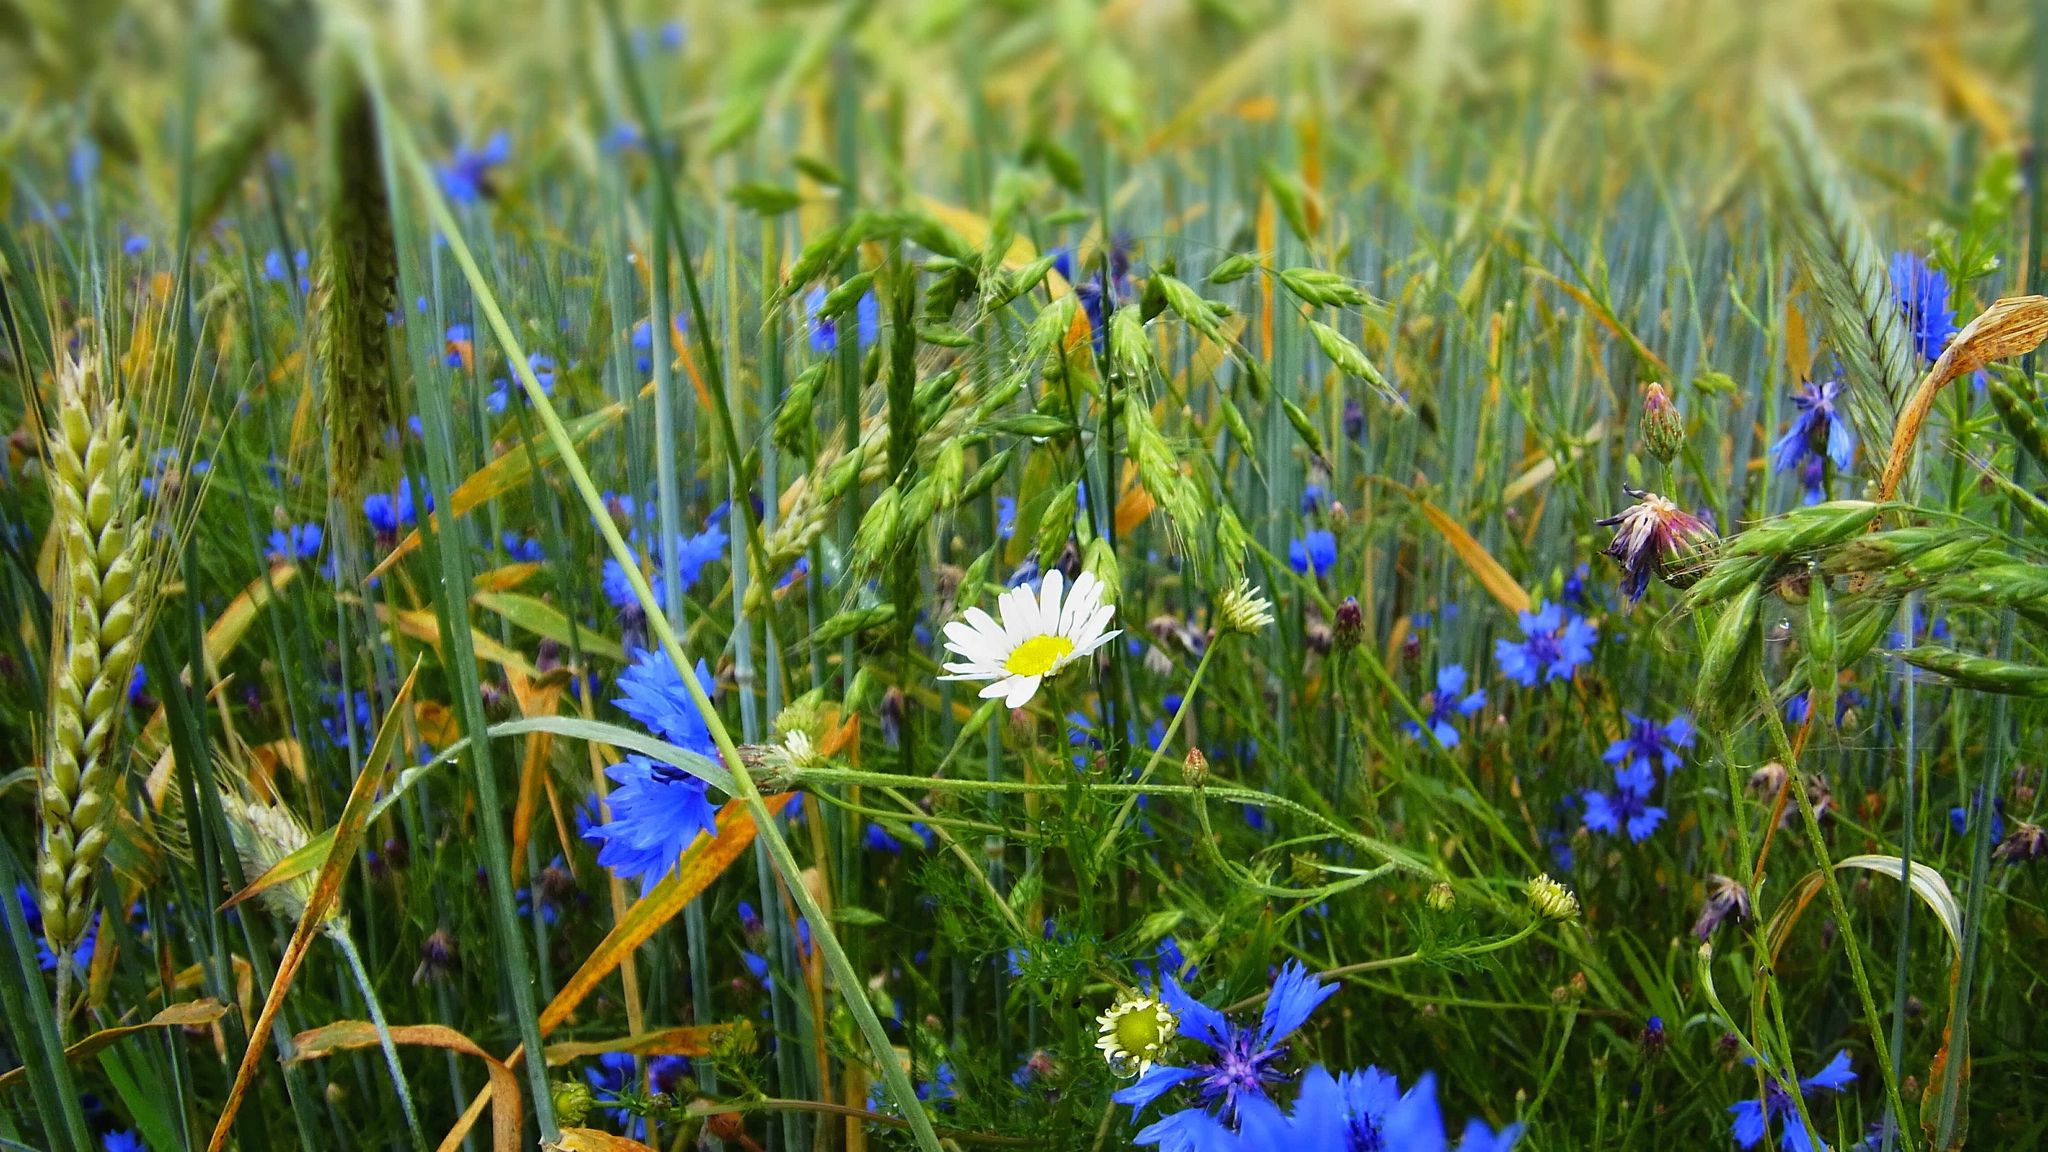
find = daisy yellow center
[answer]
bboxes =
[1113,1007,1168,1056]
[1004,634,1075,677]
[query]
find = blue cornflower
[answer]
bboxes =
[122,233,149,256]
[632,313,687,373]
[659,20,686,50]
[1300,485,1327,515]
[806,286,880,353]
[444,324,473,367]
[127,665,148,706]
[1288,529,1337,578]
[263,248,309,288]
[439,133,511,205]
[1114,962,1337,1141]
[1603,711,1693,774]
[996,495,1017,539]
[485,354,557,414]
[583,1052,645,1133]
[321,690,373,746]
[1950,791,2005,842]
[584,650,722,892]
[1729,1051,1857,1152]
[363,477,427,540]
[1493,600,1597,686]
[1772,379,1856,479]
[1403,664,1487,748]
[502,533,544,563]
[266,522,323,563]
[1583,762,1666,842]
[1890,252,1960,363]
[102,1132,145,1152]
[599,520,729,618]
[1786,687,1864,727]
[863,820,935,853]
[1236,1064,1519,1152]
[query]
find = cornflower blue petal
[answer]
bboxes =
[1437,664,1468,696]
[1114,1065,1205,1114]
[1257,960,1336,1047]
[1779,1116,1820,1152]
[1232,1095,1292,1146]
[1282,1065,1349,1146]
[1458,1119,1523,1151]
[1582,790,1619,836]
[1431,719,1461,748]
[1825,408,1857,473]
[1728,1100,1768,1148]
[1801,1050,1857,1093]
[1625,804,1667,842]
[1455,688,1488,716]
[1383,1072,1448,1152]
[1133,1106,1238,1152]
[1153,976,1223,1050]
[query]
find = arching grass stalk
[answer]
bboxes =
[1754,666,1915,1151]
[380,110,948,1152]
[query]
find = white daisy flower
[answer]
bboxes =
[939,569,1121,709]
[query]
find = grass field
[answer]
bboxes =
[5,2,2048,1150]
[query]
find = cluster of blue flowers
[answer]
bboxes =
[1116,963,1521,1151]
[597,499,730,626]
[1582,711,1692,842]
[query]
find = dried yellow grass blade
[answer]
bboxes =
[291,1021,522,1152]
[1418,500,1532,616]
[541,1022,751,1064]
[207,661,420,1152]
[1880,295,2048,501]
[508,672,567,882]
[547,1130,656,1152]
[384,604,541,678]
[0,999,228,1089]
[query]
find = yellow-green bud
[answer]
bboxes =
[1527,873,1581,923]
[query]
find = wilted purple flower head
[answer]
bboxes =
[1596,488,1716,604]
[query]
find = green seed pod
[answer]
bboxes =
[1986,368,2048,472]
[1084,537,1121,592]
[1037,480,1079,571]
[1281,396,1329,464]
[1681,552,1773,611]
[960,447,1013,504]
[1805,570,1838,729]
[1695,582,1763,721]
[1894,645,2048,696]
[852,484,902,566]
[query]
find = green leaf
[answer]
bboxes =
[728,182,803,215]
